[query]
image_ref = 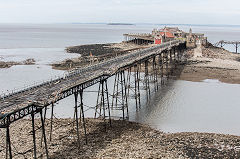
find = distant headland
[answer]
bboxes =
[107,23,134,26]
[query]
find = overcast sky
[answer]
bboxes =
[0,0,239,25]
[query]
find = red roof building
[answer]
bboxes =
[159,31,175,38]
[152,27,177,44]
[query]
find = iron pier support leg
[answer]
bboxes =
[170,49,173,75]
[166,51,169,80]
[152,57,155,91]
[114,73,119,110]
[137,64,141,107]
[123,71,129,118]
[101,80,107,129]
[112,71,129,120]
[155,57,159,90]
[74,92,80,149]
[174,47,177,68]
[40,107,47,147]
[236,43,238,54]
[126,68,131,98]
[49,103,54,142]
[159,53,164,85]
[127,65,141,109]
[79,89,87,144]
[31,111,37,159]
[5,132,7,159]
[40,109,49,159]
[152,56,158,91]
[120,71,129,119]
[95,82,101,118]
[95,79,111,126]
[144,60,150,98]
[120,72,125,120]
[177,48,180,62]
[104,80,112,126]
[6,122,12,159]
[134,66,138,108]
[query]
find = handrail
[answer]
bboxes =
[0,40,182,100]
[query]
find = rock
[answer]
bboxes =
[1,118,240,158]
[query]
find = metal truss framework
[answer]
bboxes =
[1,41,186,159]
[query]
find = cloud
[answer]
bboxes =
[0,0,239,24]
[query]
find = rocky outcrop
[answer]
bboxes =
[0,58,35,68]
[66,43,121,57]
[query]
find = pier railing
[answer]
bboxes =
[214,40,240,53]
[0,40,181,100]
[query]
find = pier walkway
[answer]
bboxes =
[0,40,186,159]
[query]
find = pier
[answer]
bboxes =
[0,40,186,159]
[215,40,240,53]
[123,33,154,45]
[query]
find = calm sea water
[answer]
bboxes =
[130,79,240,135]
[0,24,240,135]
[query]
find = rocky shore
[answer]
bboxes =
[52,42,152,70]
[53,41,240,84]
[1,118,240,159]
[176,42,240,84]
[0,58,35,68]
[2,42,240,158]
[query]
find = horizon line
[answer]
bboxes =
[0,22,240,27]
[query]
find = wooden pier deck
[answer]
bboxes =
[123,33,154,41]
[0,40,183,127]
[0,39,188,159]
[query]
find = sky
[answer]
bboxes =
[0,0,239,25]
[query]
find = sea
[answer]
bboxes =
[0,23,240,135]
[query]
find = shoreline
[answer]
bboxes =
[177,65,240,84]
[1,118,240,158]
[52,42,153,70]
[0,58,35,68]
[52,41,240,84]
[175,43,240,84]
[1,42,240,158]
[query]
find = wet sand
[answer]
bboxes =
[1,118,240,159]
